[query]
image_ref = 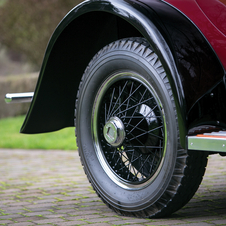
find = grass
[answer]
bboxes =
[0,115,77,150]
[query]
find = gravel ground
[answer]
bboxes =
[0,149,225,226]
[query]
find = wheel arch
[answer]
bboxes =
[20,0,224,148]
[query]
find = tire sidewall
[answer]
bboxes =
[76,49,178,211]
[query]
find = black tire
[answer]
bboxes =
[75,37,208,218]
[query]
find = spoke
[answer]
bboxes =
[129,125,164,142]
[148,132,163,140]
[113,154,121,169]
[149,149,157,174]
[111,83,143,116]
[127,145,163,149]
[108,81,128,117]
[119,150,135,165]
[115,97,154,117]
[107,87,115,120]
[119,151,126,173]
[122,115,162,119]
[123,148,137,153]
[118,85,121,115]
[98,78,165,184]
[106,143,113,148]
[127,105,158,135]
[131,153,142,177]
[125,121,164,140]
[126,132,147,147]
[105,103,107,123]
[121,156,131,168]
[129,152,142,164]
[125,81,134,119]
[134,154,151,178]
[127,149,135,180]
[127,88,148,126]
[159,140,162,159]
[117,152,130,171]
[112,148,117,159]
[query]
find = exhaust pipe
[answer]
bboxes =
[5,92,34,103]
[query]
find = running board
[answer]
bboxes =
[188,131,226,153]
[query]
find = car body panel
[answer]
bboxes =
[196,0,226,35]
[164,0,226,70]
[20,0,226,149]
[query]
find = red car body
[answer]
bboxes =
[166,0,226,70]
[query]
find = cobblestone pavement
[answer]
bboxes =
[0,149,225,226]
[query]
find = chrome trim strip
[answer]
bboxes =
[188,133,226,153]
[5,92,34,104]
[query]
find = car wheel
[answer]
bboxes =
[75,37,208,218]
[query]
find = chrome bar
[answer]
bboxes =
[188,131,226,153]
[5,92,34,104]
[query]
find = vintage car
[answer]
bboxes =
[5,0,226,218]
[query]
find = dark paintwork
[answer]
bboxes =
[163,0,226,130]
[21,0,226,149]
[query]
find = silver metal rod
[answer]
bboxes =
[5,92,34,103]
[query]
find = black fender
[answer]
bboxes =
[21,0,224,149]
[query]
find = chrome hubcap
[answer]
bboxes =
[103,116,125,147]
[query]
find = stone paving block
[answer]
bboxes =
[127,224,149,226]
[86,217,123,223]
[56,200,81,205]
[100,212,118,216]
[12,216,44,222]
[53,209,77,214]
[33,217,65,224]
[0,214,22,220]
[169,223,214,226]
[0,220,13,224]
[24,203,58,209]
[211,219,226,224]
[20,207,53,213]
[66,215,102,221]
[0,149,226,226]
[45,213,68,218]
[24,211,52,216]
[1,201,18,206]
[55,220,87,225]
[142,222,173,226]
[0,210,27,215]
[7,202,32,207]
[110,218,151,225]
[85,223,111,226]
[182,215,222,223]
[70,210,102,216]
[8,223,34,226]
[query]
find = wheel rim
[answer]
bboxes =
[92,72,167,190]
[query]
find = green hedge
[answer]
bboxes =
[0,0,82,67]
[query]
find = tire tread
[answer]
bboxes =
[75,37,208,218]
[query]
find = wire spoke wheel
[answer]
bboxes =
[76,37,208,218]
[92,73,166,189]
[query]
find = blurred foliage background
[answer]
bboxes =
[0,0,83,149]
[0,0,83,118]
[0,0,82,70]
